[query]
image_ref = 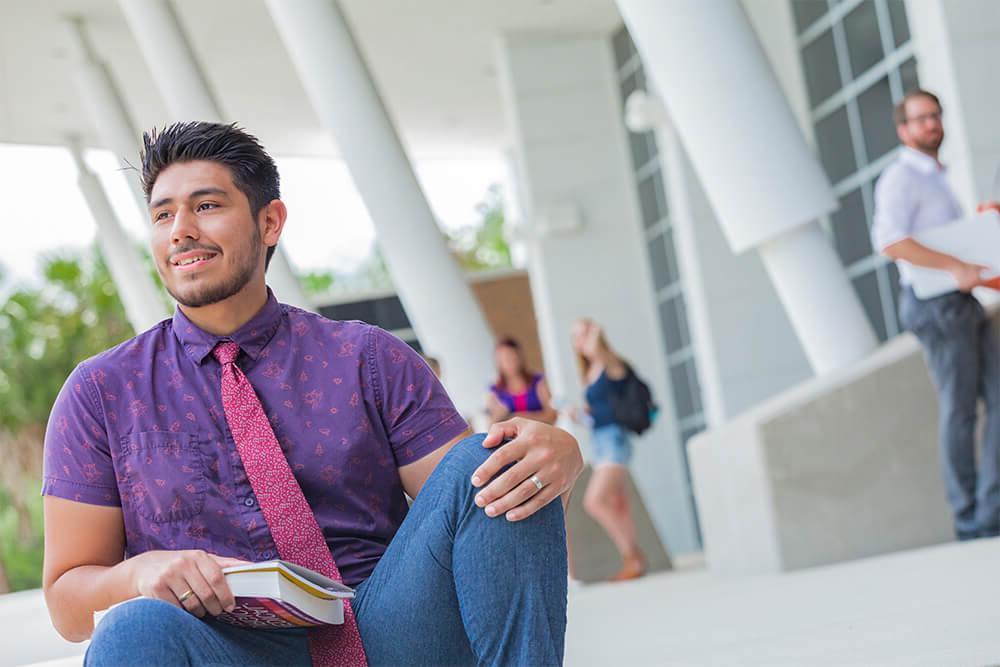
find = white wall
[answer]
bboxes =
[496,31,700,554]
[906,1,1000,209]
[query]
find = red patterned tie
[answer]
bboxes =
[213,341,368,667]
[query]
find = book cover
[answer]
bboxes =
[214,560,355,629]
[94,559,355,630]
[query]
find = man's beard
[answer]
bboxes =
[915,134,943,153]
[165,232,262,308]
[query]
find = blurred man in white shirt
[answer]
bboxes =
[873,89,1000,540]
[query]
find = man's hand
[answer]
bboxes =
[470,417,583,522]
[951,261,989,293]
[976,200,1000,215]
[129,550,248,618]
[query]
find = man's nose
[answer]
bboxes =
[170,207,198,243]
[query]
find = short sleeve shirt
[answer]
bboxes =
[42,291,468,586]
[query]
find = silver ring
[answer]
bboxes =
[178,589,195,604]
[530,474,544,492]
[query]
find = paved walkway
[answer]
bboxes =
[566,538,1000,666]
[5,539,1000,666]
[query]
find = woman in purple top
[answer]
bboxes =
[40,122,583,667]
[486,337,557,425]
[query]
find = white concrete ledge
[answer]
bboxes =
[689,323,962,575]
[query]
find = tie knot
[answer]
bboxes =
[213,341,240,365]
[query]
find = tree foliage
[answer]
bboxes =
[0,249,134,592]
[448,184,513,272]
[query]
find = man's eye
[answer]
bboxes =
[197,202,218,211]
[154,211,171,222]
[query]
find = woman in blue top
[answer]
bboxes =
[486,337,557,425]
[571,318,645,581]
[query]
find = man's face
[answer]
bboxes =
[149,160,266,308]
[898,96,944,153]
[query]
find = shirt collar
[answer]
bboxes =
[899,146,945,174]
[172,288,285,365]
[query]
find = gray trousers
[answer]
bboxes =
[899,287,1000,537]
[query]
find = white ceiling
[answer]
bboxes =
[0,0,622,159]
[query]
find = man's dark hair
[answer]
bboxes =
[140,122,281,269]
[894,89,942,126]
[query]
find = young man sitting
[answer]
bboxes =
[42,122,582,666]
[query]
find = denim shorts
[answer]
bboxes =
[591,423,633,466]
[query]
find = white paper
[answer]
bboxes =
[906,211,1000,299]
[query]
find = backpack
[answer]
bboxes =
[609,365,658,435]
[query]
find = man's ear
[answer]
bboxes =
[895,120,909,146]
[260,199,288,248]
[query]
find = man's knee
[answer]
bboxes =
[438,433,492,479]
[86,598,193,665]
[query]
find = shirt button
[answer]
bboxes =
[244,496,256,507]
[261,550,274,560]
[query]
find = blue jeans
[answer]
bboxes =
[85,434,568,666]
[900,287,1000,538]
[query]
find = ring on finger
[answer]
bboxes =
[178,589,195,604]
[529,474,544,492]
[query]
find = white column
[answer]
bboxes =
[66,19,147,215]
[616,0,877,374]
[68,140,168,333]
[496,31,699,553]
[116,0,217,123]
[264,0,495,415]
[626,91,813,421]
[117,0,312,311]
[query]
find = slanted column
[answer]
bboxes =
[117,0,312,311]
[63,19,170,331]
[263,0,496,415]
[616,0,877,374]
[66,19,148,215]
[68,140,168,333]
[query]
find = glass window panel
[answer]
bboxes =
[662,228,680,284]
[886,261,902,333]
[843,1,884,78]
[629,130,657,171]
[792,0,830,34]
[887,0,910,47]
[831,187,872,266]
[853,269,888,341]
[647,232,678,291]
[858,76,896,163]
[658,294,689,352]
[638,168,668,227]
[613,26,635,68]
[815,106,858,183]
[899,57,919,95]
[620,69,643,105]
[670,361,696,420]
[373,296,411,331]
[685,357,703,415]
[802,29,841,107]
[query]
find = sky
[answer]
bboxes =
[0,143,507,290]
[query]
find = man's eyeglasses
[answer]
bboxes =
[905,111,943,125]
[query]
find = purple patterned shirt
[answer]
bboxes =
[42,291,468,586]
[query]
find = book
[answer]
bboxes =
[215,560,354,629]
[93,560,355,630]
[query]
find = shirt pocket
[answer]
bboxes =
[119,431,207,523]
